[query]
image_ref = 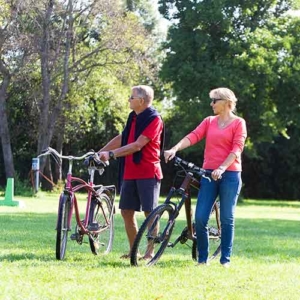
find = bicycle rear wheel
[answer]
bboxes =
[89,193,114,255]
[192,201,221,261]
[130,204,175,267]
[56,194,72,260]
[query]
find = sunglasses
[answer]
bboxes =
[211,98,224,104]
[129,96,141,100]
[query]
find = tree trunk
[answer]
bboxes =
[54,124,64,183]
[0,62,15,178]
[43,155,54,190]
[37,0,53,157]
[37,0,73,190]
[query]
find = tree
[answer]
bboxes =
[0,0,35,178]
[157,0,298,146]
[125,0,158,31]
[0,0,163,189]
[157,0,300,198]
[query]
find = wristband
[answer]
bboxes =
[218,166,225,171]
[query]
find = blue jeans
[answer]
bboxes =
[195,171,242,264]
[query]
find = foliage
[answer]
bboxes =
[0,0,164,189]
[2,0,300,199]
[243,126,300,200]
[13,172,35,197]
[157,0,300,199]
[125,0,159,32]
[158,0,297,147]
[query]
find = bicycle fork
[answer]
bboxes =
[56,192,74,231]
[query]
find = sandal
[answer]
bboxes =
[138,254,153,261]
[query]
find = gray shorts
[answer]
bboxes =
[119,178,161,212]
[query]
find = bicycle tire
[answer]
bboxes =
[130,204,175,267]
[89,193,114,255]
[56,194,72,260]
[192,201,221,261]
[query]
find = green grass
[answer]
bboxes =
[0,194,300,300]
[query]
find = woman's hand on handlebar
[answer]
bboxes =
[211,168,225,181]
[164,149,176,163]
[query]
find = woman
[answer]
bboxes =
[164,87,247,267]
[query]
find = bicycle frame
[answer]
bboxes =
[164,173,199,241]
[38,147,115,259]
[62,173,99,235]
[130,156,221,266]
[167,171,220,248]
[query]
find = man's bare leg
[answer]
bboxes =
[120,209,138,258]
[143,211,157,259]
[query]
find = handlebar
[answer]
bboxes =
[174,156,211,178]
[38,147,109,168]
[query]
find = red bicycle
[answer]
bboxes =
[38,147,116,260]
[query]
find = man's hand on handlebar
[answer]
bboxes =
[97,151,110,162]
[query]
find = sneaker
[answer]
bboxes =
[221,262,230,268]
[196,262,209,266]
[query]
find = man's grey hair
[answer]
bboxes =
[133,85,154,104]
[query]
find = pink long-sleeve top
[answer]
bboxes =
[185,116,247,171]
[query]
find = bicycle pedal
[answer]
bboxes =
[88,222,101,231]
[70,233,79,241]
[179,237,188,244]
[208,227,219,237]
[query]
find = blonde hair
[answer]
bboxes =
[132,85,154,105]
[209,87,237,112]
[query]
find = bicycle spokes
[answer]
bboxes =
[130,204,175,266]
[88,193,114,255]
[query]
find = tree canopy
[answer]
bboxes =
[157,0,300,198]
[1,0,300,199]
[0,0,163,188]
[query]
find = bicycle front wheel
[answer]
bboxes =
[89,193,114,255]
[130,204,175,267]
[56,194,72,260]
[192,201,221,261]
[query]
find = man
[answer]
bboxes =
[97,85,164,258]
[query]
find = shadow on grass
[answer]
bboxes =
[0,253,56,262]
[1,211,299,266]
[179,198,300,208]
[0,212,80,262]
[238,199,300,208]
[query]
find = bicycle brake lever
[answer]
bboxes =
[98,168,105,176]
[93,153,109,167]
[41,148,49,154]
[203,174,211,182]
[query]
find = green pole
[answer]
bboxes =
[0,178,20,207]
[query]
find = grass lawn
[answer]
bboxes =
[0,193,300,300]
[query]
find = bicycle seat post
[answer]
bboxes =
[180,173,195,238]
[179,172,194,193]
